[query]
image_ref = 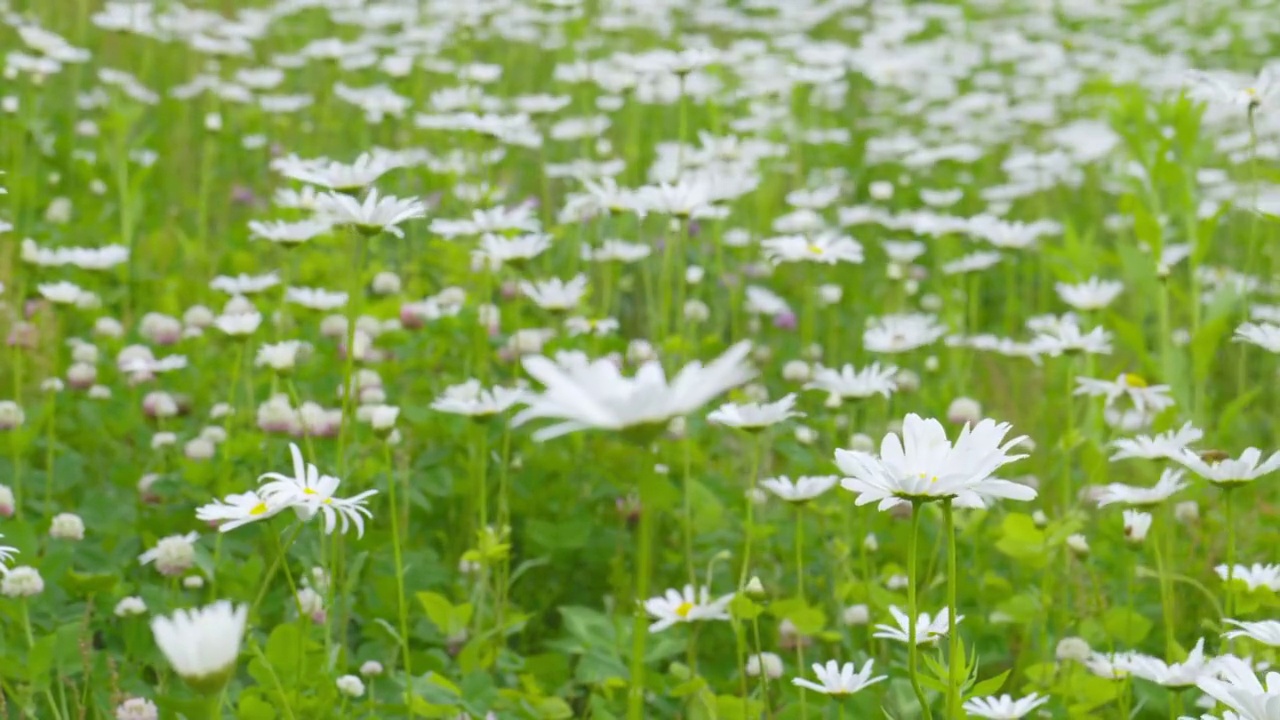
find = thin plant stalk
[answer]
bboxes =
[383,442,412,711]
[907,499,933,720]
[944,499,960,718]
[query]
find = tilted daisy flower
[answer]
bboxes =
[1095,468,1189,507]
[836,413,1032,510]
[315,188,426,238]
[1195,654,1280,720]
[760,475,838,503]
[1055,276,1123,311]
[248,218,333,246]
[1080,652,1137,680]
[1176,447,1280,488]
[1110,422,1203,462]
[644,585,733,633]
[0,533,17,574]
[863,313,947,353]
[1117,638,1214,689]
[514,342,755,441]
[430,379,525,417]
[213,311,262,337]
[792,659,886,696]
[1074,374,1174,415]
[1223,619,1280,647]
[707,393,802,430]
[962,693,1049,719]
[274,151,400,191]
[1235,322,1280,353]
[872,606,961,645]
[1215,564,1280,592]
[761,232,864,265]
[196,490,286,532]
[805,363,899,401]
[520,275,588,311]
[1030,322,1112,356]
[151,601,247,695]
[257,443,377,537]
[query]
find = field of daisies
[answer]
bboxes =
[3,0,1280,718]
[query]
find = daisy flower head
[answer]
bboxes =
[514,342,755,442]
[1095,468,1189,507]
[872,606,962,645]
[150,600,247,695]
[1074,373,1174,415]
[707,393,802,431]
[760,475,838,503]
[1194,654,1280,720]
[1109,422,1203,462]
[1215,563,1280,592]
[1055,276,1123,311]
[431,379,525,418]
[791,659,886,696]
[1176,447,1280,488]
[863,313,947,354]
[257,443,377,537]
[1115,638,1213,688]
[315,188,425,238]
[196,490,286,532]
[805,362,899,401]
[644,585,733,633]
[835,413,1033,510]
[962,692,1050,719]
[1223,619,1280,647]
[0,533,17,573]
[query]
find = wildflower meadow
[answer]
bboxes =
[2,0,1280,718]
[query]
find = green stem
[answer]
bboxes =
[337,228,367,475]
[737,436,764,590]
[1224,487,1236,623]
[944,499,959,719]
[384,442,412,708]
[1151,510,1176,660]
[750,616,772,719]
[248,522,305,620]
[795,506,808,720]
[907,500,933,720]
[627,470,654,720]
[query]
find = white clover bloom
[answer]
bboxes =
[792,659,886,696]
[114,697,159,720]
[1,565,41,596]
[49,512,85,540]
[707,393,802,430]
[150,601,247,694]
[644,585,734,633]
[115,596,148,617]
[836,414,1032,510]
[746,652,784,679]
[336,674,366,698]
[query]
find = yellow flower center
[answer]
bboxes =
[1122,373,1147,388]
[807,244,823,255]
[1246,87,1258,97]
[675,602,695,618]
[249,502,268,516]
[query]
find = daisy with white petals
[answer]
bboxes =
[791,659,885,696]
[151,601,247,695]
[707,393,802,430]
[644,585,733,633]
[962,693,1049,719]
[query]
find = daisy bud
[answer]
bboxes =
[894,369,920,393]
[115,596,148,617]
[50,512,85,541]
[0,484,14,516]
[185,437,216,461]
[1122,509,1152,545]
[782,360,811,383]
[44,197,72,224]
[152,432,177,449]
[296,587,325,619]
[683,299,710,323]
[627,339,656,364]
[336,674,365,698]
[359,660,384,677]
[0,401,25,430]
[140,313,182,345]
[848,433,875,453]
[1062,535,1088,561]
[1055,636,1092,662]
[2,566,44,597]
[371,271,401,296]
[685,265,705,284]
[90,179,108,195]
[819,284,842,305]
[947,397,983,425]
[746,652,784,679]
[94,316,124,338]
[863,533,879,553]
[794,425,818,445]
[183,305,215,329]
[746,487,768,505]
[745,576,766,599]
[1032,510,1048,528]
[183,575,204,590]
[924,355,940,372]
[904,279,920,295]
[869,180,894,200]
[1174,501,1199,525]
[114,697,159,720]
[67,362,97,389]
[842,604,870,626]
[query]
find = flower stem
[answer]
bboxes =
[944,499,959,719]
[795,506,808,720]
[384,442,412,711]
[627,470,654,720]
[1150,509,1176,660]
[907,500,933,720]
[248,522,305,620]
[1224,487,1236,623]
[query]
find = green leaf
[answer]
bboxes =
[1102,607,1152,645]
[994,513,1048,567]
[417,591,458,634]
[534,697,574,720]
[727,595,763,621]
[768,598,825,635]
[559,605,616,647]
[264,623,304,673]
[967,668,1010,698]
